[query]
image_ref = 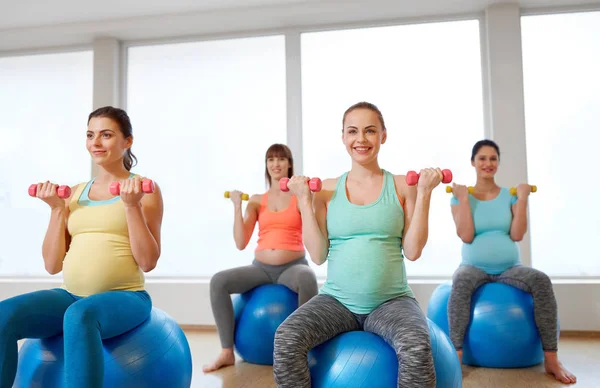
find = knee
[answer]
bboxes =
[296,268,317,289]
[209,271,230,295]
[396,325,433,361]
[534,271,552,289]
[274,316,304,354]
[452,268,482,290]
[0,304,16,333]
[64,302,98,330]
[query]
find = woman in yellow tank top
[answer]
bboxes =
[0,106,164,388]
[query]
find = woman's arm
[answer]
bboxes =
[123,182,164,272]
[451,195,475,243]
[233,194,260,250]
[291,177,335,265]
[395,169,441,261]
[510,199,528,241]
[41,184,77,275]
[509,184,532,241]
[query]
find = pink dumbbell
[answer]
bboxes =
[406,169,453,186]
[109,180,155,196]
[279,177,322,193]
[28,184,71,199]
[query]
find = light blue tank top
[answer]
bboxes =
[450,187,520,274]
[320,169,414,314]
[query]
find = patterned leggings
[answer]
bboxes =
[448,264,558,352]
[273,294,436,388]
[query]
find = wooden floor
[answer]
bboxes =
[189,329,600,388]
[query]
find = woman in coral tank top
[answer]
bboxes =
[203,143,318,373]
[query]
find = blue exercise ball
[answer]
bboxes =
[232,284,298,365]
[427,280,547,368]
[428,319,462,387]
[308,331,397,387]
[14,308,193,388]
[307,320,462,388]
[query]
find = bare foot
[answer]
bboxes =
[456,349,463,364]
[202,348,235,373]
[544,352,576,384]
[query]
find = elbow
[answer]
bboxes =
[45,267,61,275]
[308,247,328,265]
[235,241,247,251]
[510,232,525,242]
[45,262,62,275]
[403,248,422,261]
[459,235,474,244]
[140,260,157,273]
[457,230,474,244]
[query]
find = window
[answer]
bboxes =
[126,36,287,277]
[0,51,93,276]
[301,20,485,277]
[522,11,600,276]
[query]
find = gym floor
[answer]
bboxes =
[189,329,600,388]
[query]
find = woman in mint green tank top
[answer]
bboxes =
[448,140,575,384]
[272,102,446,388]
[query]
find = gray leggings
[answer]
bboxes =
[210,256,318,349]
[448,264,558,352]
[273,294,436,388]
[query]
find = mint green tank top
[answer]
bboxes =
[320,169,415,314]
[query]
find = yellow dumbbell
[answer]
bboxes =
[445,186,474,194]
[224,191,249,201]
[509,185,537,196]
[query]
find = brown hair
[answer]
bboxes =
[264,143,294,187]
[342,101,386,132]
[88,106,137,171]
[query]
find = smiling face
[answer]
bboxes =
[264,143,294,187]
[86,116,132,168]
[266,155,290,182]
[471,145,499,179]
[342,108,386,165]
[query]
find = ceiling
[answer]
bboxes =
[0,0,597,51]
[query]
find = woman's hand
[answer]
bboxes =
[35,181,68,210]
[118,176,147,208]
[227,190,245,207]
[516,183,533,200]
[451,183,470,201]
[416,168,443,193]
[285,176,312,204]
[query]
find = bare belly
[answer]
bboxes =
[254,249,306,265]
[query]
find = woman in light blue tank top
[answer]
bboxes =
[448,140,575,384]
[272,102,445,388]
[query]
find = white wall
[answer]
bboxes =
[1,1,599,331]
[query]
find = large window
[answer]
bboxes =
[522,11,600,276]
[126,36,287,277]
[0,51,93,276]
[301,20,485,277]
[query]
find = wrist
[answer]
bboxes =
[416,188,433,199]
[50,206,66,215]
[124,203,142,210]
[298,200,313,214]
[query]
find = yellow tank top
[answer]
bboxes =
[62,177,145,297]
